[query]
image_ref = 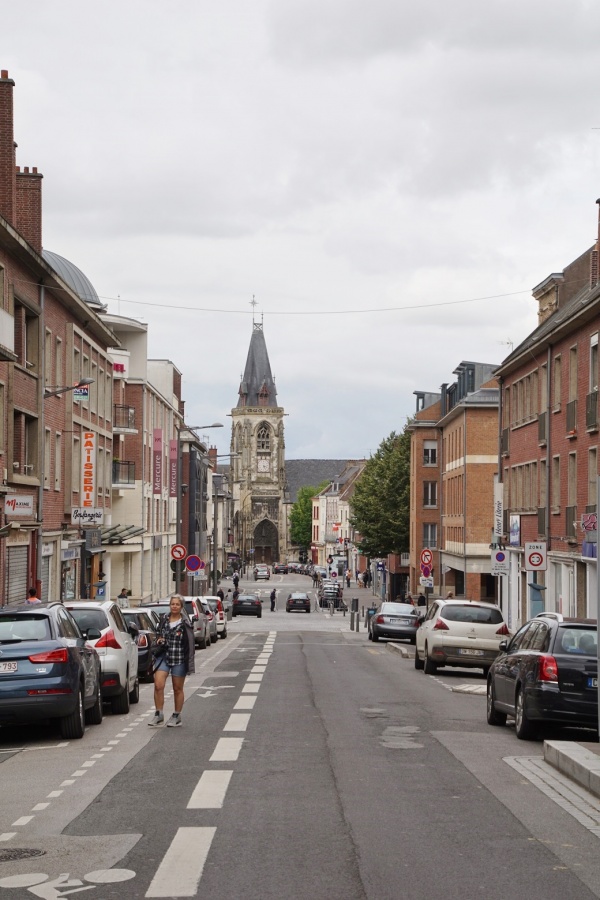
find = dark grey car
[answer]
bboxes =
[368,602,421,644]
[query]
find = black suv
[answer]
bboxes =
[487,612,598,739]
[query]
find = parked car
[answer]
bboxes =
[254,565,270,581]
[273,563,288,574]
[287,562,301,573]
[204,596,227,638]
[65,600,139,714]
[0,602,103,739]
[286,592,311,613]
[368,602,420,644]
[199,598,219,642]
[144,598,210,649]
[319,580,344,608]
[122,609,158,682]
[233,593,262,617]
[487,613,598,739]
[415,599,509,676]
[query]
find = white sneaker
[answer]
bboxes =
[148,710,164,727]
[166,713,182,727]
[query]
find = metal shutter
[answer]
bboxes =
[6,546,29,606]
[41,555,50,602]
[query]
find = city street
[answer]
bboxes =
[1,576,600,899]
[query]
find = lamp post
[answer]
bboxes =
[37,377,96,599]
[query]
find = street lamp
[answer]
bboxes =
[37,377,97,598]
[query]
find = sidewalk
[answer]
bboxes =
[544,740,600,798]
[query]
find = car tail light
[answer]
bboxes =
[255,600,261,606]
[95,629,122,650]
[376,615,384,624]
[137,633,148,648]
[27,687,72,695]
[538,654,558,682]
[433,618,449,631]
[206,611,214,621]
[28,648,69,664]
[102,677,119,687]
[496,623,510,636]
[217,600,224,612]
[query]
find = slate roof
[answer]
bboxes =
[285,459,352,503]
[237,323,277,407]
[42,250,104,310]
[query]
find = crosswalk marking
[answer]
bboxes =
[146,827,216,897]
[224,713,250,732]
[210,737,244,761]
[187,771,232,809]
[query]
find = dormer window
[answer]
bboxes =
[258,382,270,406]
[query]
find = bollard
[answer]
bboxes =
[350,611,355,630]
[356,613,360,632]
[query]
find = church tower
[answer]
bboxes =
[231,323,287,567]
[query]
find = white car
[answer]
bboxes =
[415,599,509,676]
[204,596,227,638]
[65,600,139,714]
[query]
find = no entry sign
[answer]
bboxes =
[171,544,186,561]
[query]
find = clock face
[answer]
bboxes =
[257,458,269,473]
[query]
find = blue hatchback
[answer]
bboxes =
[0,602,103,739]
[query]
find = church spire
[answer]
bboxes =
[237,322,277,408]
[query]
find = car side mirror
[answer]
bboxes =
[86,627,102,640]
[498,640,508,652]
[127,624,139,639]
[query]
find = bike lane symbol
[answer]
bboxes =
[0,869,135,898]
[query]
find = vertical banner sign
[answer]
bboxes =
[493,476,503,538]
[81,431,96,508]
[153,429,163,495]
[169,439,178,498]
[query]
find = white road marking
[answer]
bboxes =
[100,747,113,752]
[242,683,260,693]
[224,714,250,732]
[71,770,88,777]
[197,691,216,699]
[234,695,256,710]
[60,779,75,786]
[146,826,216,897]
[116,732,128,738]
[92,754,105,759]
[11,815,33,826]
[47,790,63,798]
[0,833,16,841]
[81,761,96,768]
[108,740,120,745]
[210,738,244,761]
[187,770,233,809]
[251,666,267,673]
[247,674,263,682]
[31,803,49,811]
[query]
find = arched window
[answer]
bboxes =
[257,425,270,452]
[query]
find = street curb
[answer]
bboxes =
[385,642,409,659]
[544,740,600,799]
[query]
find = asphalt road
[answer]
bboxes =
[1,575,600,899]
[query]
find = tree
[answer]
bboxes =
[350,428,411,557]
[289,481,329,550]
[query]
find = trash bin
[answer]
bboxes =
[366,606,377,622]
[351,597,359,613]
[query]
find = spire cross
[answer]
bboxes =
[250,294,258,323]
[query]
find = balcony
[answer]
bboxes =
[112,460,135,486]
[113,405,136,430]
[566,399,577,436]
[501,428,509,456]
[537,411,547,445]
[586,391,598,430]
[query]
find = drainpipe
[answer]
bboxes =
[546,346,552,549]
[463,408,468,596]
[35,281,45,598]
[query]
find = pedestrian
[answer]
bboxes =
[233,588,240,603]
[357,573,364,589]
[270,588,276,612]
[345,570,351,588]
[117,587,129,607]
[217,587,225,603]
[417,593,427,607]
[233,572,239,589]
[312,571,318,587]
[446,591,454,599]
[406,592,414,606]
[25,587,41,605]
[355,568,360,582]
[148,594,195,728]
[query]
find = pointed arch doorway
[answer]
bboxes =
[253,519,278,565]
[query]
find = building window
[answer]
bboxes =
[73,348,81,387]
[423,523,437,549]
[588,448,597,508]
[44,427,51,488]
[423,441,437,466]
[257,425,270,451]
[539,458,547,508]
[72,435,81,494]
[569,346,578,402]
[423,481,437,508]
[551,456,560,512]
[568,452,577,507]
[540,364,547,412]
[55,337,63,389]
[553,355,561,411]
[55,432,61,491]
[591,334,598,393]
[44,328,52,385]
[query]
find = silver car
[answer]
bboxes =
[368,602,421,644]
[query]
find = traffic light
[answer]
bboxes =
[171,560,185,582]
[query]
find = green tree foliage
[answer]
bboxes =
[350,428,411,556]
[289,480,330,549]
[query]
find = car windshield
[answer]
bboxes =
[206,600,218,611]
[383,604,417,614]
[67,608,109,632]
[555,627,598,655]
[0,615,51,642]
[441,605,504,624]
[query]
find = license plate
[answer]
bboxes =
[389,618,410,624]
[588,677,598,688]
[0,661,17,673]
[243,601,251,605]
[459,648,484,657]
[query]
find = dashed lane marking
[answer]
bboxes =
[187,771,233,809]
[145,827,216,898]
[210,738,244,762]
[241,684,260,693]
[247,674,263,682]
[234,696,256,710]
[223,714,250,732]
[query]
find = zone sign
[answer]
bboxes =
[524,541,547,571]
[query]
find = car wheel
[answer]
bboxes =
[414,647,424,670]
[211,632,218,643]
[111,675,131,715]
[367,627,372,641]
[198,633,207,649]
[486,679,507,726]
[482,666,490,679]
[85,680,103,726]
[221,628,227,639]
[515,687,536,740]
[410,635,416,645]
[60,684,85,739]
[257,611,262,618]
[423,644,437,675]
[371,626,380,642]
[129,676,140,704]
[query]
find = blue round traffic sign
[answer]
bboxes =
[185,555,203,572]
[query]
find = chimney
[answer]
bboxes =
[208,446,218,470]
[0,70,17,226]
[16,165,43,253]
[592,199,600,289]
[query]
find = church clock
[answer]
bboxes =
[257,457,270,473]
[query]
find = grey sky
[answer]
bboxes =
[5,1,600,457]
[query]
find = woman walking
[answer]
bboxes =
[148,594,195,728]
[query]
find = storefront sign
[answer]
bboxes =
[81,431,96,507]
[153,429,163,495]
[84,529,102,551]
[4,494,34,517]
[493,478,503,538]
[71,507,104,525]
[169,439,178,498]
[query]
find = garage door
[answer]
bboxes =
[41,555,50,602]
[6,545,29,606]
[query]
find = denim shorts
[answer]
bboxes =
[155,660,186,678]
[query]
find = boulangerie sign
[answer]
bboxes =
[81,432,96,507]
[153,429,163,495]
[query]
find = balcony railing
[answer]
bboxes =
[566,505,577,541]
[537,507,546,537]
[537,411,547,445]
[566,399,577,435]
[501,428,509,456]
[114,405,136,429]
[586,391,598,430]
[112,460,135,485]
